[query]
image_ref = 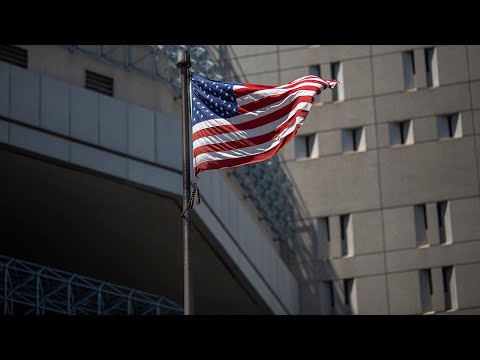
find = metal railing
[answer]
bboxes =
[0,255,183,315]
[59,45,224,93]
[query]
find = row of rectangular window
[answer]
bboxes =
[316,214,353,258]
[295,113,462,159]
[390,114,462,147]
[308,62,344,102]
[308,47,439,104]
[420,266,457,313]
[323,278,356,315]
[317,200,453,261]
[415,201,453,247]
[323,265,456,315]
[404,48,439,90]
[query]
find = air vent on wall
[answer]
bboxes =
[85,70,114,96]
[0,45,28,68]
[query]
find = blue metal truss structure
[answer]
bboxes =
[227,159,297,244]
[58,45,306,247]
[0,255,183,315]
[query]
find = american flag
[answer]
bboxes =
[191,75,338,176]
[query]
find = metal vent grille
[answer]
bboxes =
[0,45,28,68]
[85,70,113,96]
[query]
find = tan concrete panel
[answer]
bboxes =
[450,197,480,243]
[286,151,381,215]
[437,45,469,85]
[300,97,375,133]
[387,271,422,314]
[386,241,480,273]
[372,52,405,95]
[467,45,480,81]
[356,275,389,314]
[375,83,471,123]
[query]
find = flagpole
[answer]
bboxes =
[177,50,193,315]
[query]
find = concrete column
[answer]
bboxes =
[320,63,333,103]
[431,267,446,312]
[315,217,330,260]
[329,216,342,258]
[426,202,440,246]
[333,279,344,315]
[414,48,427,90]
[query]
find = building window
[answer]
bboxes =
[309,65,323,104]
[342,127,365,153]
[320,280,335,315]
[344,279,352,305]
[0,45,28,68]
[295,133,317,159]
[321,280,335,315]
[330,61,344,101]
[315,217,330,259]
[344,278,356,314]
[316,217,330,243]
[437,113,462,139]
[309,65,321,77]
[389,120,413,146]
[85,70,114,96]
[424,47,439,87]
[329,281,335,307]
[442,266,457,311]
[415,204,428,247]
[419,269,433,314]
[340,214,353,257]
[325,217,330,243]
[403,50,416,90]
[437,201,452,245]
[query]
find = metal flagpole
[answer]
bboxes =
[177,50,193,315]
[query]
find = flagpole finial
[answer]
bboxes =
[177,50,191,68]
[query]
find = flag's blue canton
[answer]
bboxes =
[191,75,241,127]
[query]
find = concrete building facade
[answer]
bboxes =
[0,45,299,315]
[222,45,480,314]
[1,44,479,315]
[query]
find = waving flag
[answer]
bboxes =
[191,75,338,175]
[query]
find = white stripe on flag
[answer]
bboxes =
[192,89,319,134]
[193,101,313,149]
[194,113,306,166]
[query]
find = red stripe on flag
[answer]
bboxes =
[233,77,325,98]
[239,84,321,113]
[193,109,309,157]
[233,83,276,98]
[192,95,314,142]
[194,123,302,175]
